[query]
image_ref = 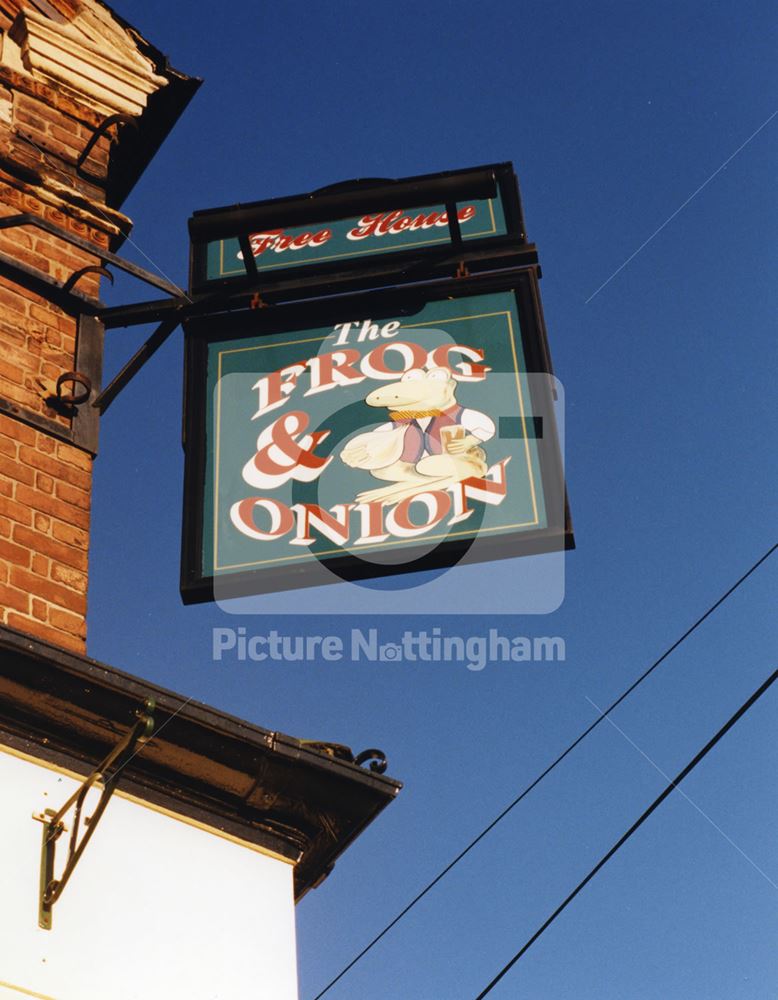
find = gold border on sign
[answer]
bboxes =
[212,306,541,572]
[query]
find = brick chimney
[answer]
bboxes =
[0,1,197,651]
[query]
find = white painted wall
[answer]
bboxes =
[0,746,299,1000]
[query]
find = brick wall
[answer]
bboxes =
[0,414,89,650]
[0,198,98,651]
[0,7,148,652]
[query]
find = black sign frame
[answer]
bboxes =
[180,267,573,605]
[187,163,530,299]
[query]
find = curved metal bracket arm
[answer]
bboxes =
[353,748,388,774]
[34,698,155,929]
[298,739,388,774]
[62,265,113,294]
[76,113,138,174]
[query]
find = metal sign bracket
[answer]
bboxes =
[0,213,190,453]
[32,698,155,930]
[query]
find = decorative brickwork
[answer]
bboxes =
[0,3,195,650]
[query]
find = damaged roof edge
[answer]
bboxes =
[97,1,203,212]
[0,623,401,898]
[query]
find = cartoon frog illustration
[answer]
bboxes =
[341,366,495,505]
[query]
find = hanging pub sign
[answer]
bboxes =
[180,271,572,603]
[187,163,530,298]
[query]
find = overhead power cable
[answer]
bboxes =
[473,665,778,998]
[312,542,777,999]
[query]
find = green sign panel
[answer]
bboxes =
[206,196,507,281]
[181,275,571,602]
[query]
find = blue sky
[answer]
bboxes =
[89,2,777,997]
